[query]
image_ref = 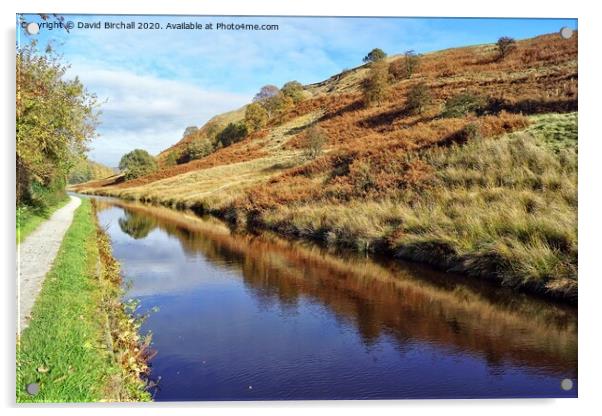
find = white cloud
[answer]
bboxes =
[66,63,249,166]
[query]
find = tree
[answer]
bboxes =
[67,157,93,184]
[118,149,157,180]
[302,125,327,160]
[245,102,269,132]
[406,82,432,115]
[68,157,114,184]
[253,85,280,102]
[390,50,420,80]
[216,122,248,147]
[362,60,390,106]
[363,48,387,64]
[17,43,98,205]
[182,126,198,138]
[281,80,305,103]
[261,93,293,118]
[179,139,213,163]
[496,36,516,60]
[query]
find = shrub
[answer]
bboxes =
[118,149,157,180]
[406,82,432,115]
[245,102,269,132]
[441,93,486,118]
[281,81,305,103]
[182,139,213,162]
[496,36,516,60]
[363,48,387,64]
[302,125,327,160]
[216,122,248,147]
[362,60,390,106]
[389,50,420,80]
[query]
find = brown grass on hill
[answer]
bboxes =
[95,32,575,192]
[109,131,269,189]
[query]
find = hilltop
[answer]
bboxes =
[73,32,578,301]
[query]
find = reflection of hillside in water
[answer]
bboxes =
[99,198,577,378]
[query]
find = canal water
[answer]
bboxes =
[92,197,577,401]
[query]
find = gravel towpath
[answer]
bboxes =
[17,195,82,333]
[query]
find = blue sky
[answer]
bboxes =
[18,15,577,166]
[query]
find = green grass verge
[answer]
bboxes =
[16,199,150,402]
[16,195,70,244]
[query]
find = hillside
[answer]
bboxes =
[74,32,578,301]
[68,157,115,185]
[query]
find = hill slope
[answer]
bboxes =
[68,158,115,184]
[75,32,578,301]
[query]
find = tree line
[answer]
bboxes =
[17,42,99,209]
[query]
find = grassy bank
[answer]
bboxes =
[16,194,70,244]
[256,116,577,302]
[17,198,150,402]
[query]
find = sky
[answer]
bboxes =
[18,15,577,167]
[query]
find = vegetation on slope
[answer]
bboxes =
[256,114,577,300]
[74,33,578,300]
[68,157,115,185]
[17,199,151,402]
[17,42,98,211]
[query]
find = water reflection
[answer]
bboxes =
[95,197,578,400]
[118,210,157,239]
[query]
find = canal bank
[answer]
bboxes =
[17,198,151,402]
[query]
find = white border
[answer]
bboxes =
[3,1,601,415]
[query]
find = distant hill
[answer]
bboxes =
[68,157,116,184]
[74,32,578,301]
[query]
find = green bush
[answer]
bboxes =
[178,139,214,164]
[118,149,157,180]
[217,122,248,147]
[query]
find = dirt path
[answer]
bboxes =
[17,195,82,333]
